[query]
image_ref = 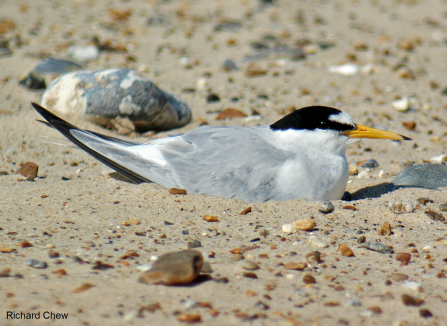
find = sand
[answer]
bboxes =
[1,0,447,325]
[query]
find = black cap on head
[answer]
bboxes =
[270,106,355,132]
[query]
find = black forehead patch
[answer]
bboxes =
[270,106,355,132]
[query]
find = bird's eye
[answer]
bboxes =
[320,121,328,129]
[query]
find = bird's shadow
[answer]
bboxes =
[350,182,391,200]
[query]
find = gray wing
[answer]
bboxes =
[156,126,290,202]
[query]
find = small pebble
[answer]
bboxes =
[305,251,322,264]
[25,259,48,269]
[303,274,316,284]
[396,253,411,265]
[402,121,416,130]
[254,301,269,310]
[319,201,334,214]
[338,243,354,257]
[72,283,95,293]
[328,63,359,76]
[417,198,434,205]
[206,93,220,103]
[221,60,238,72]
[429,154,447,164]
[359,159,379,168]
[392,97,410,112]
[403,280,422,290]
[20,58,82,90]
[357,171,369,179]
[15,162,39,181]
[425,210,445,221]
[282,224,295,233]
[401,294,424,307]
[363,241,393,254]
[378,222,392,236]
[388,201,414,214]
[216,108,247,120]
[308,236,328,248]
[240,207,252,215]
[348,164,358,175]
[177,313,201,323]
[67,45,99,62]
[293,219,316,231]
[18,71,46,90]
[419,309,433,318]
[392,273,409,282]
[187,240,202,249]
[357,236,366,244]
[202,215,219,222]
[239,261,260,271]
[367,306,382,314]
[243,272,258,279]
[284,262,307,271]
[344,299,361,307]
[232,253,245,261]
[439,203,447,211]
[138,250,203,285]
[170,188,187,195]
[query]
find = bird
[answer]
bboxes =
[31,102,410,202]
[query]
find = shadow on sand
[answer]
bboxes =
[350,182,391,200]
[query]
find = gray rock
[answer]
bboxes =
[222,60,239,72]
[137,250,203,285]
[41,69,192,132]
[20,58,82,90]
[34,58,83,75]
[363,241,393,254]
[187,240,202,249]
[25,259,48,269]
[388,164,447,192]
[360,159,379,169]
[319,201,334,214]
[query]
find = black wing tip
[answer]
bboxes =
[30,102,149,185]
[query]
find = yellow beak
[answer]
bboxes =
[344,124,411,141]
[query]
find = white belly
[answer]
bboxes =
[274,153,349,201]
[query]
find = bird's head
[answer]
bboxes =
[270,106,411,153]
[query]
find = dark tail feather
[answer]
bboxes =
[31,102,148,184]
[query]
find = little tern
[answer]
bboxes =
[31,103,410,202]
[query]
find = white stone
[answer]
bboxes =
[196,78,206,90]
[308,236,329,248]
[392,97,410,112]
[67,45,99,62]
[357,171,369,179]
[282,224,296,233]
[328,63,359,76]
[136,264,152,272]
[402,280,422,290]
[388,201,414,214]
[429,154,447,164]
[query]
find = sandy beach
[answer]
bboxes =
[1,0,447,325]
